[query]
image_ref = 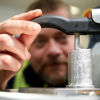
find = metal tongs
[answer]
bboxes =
[33,9,100,35]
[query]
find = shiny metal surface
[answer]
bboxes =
[68,49,94,88]
[92,9,100,24]
[2,88,100,100]
[18,88,100,96]
[75,33,80,49]
[0,92,99,100]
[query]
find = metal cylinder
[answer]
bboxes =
[68,49,94,88]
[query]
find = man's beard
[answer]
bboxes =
[38,57,68,85]
[39,69,68,85]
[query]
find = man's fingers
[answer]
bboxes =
[0,34,30,60]
[0,20,41,35]
[0,19,41,48]
[0,20,41,48]
[0,9,42,49]
[0,54,21,72]
[19,34,37,49]
[10,9,42,21]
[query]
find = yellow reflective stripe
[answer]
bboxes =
[13,60,30,89]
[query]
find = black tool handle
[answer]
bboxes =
[33,15,100,35]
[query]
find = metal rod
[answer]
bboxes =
[75,33,80,50]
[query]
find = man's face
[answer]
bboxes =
[29,7,74,85]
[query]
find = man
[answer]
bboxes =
[0,0,74,90]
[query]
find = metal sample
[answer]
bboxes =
[68,33,94,88]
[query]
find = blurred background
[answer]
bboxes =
[0,0,100,22]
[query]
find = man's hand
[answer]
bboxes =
[0,9,42,89]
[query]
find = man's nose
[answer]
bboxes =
[46,39,62,58]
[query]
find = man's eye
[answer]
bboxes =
[60,35,66,40]
[58,35,67,43]
[34,39,45,48]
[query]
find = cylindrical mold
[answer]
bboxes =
[68,49,94,88]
